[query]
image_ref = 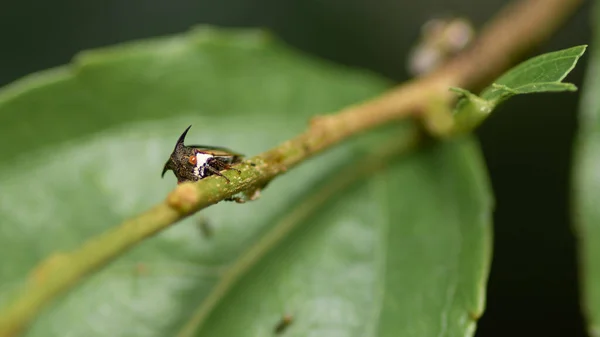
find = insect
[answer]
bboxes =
[274,314,293,334]
[161,125,243,184]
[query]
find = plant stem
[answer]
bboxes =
[0,0,583,335]
[177,127,424,337]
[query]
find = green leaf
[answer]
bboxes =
[573,3,600,335]
[483,45,586,101]
[188,139,492,337]
[451,45,586,133]
[0,26,492,336]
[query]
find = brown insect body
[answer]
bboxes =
[161,125,243,184]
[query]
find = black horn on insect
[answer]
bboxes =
[175,125,192,149]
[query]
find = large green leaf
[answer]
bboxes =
[573,1,600,335]
[189,139,492,337]
[0,26,492,336]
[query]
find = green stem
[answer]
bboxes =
[0,0,583,335]
[177,127,423,337]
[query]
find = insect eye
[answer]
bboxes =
[188,155,197,165]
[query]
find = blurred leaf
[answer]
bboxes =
[191,139,492,337]
[0,27,492,336]
[451,45,586,132]
[573,2,600,335]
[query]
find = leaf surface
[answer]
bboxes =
[573,3,600,335]
[0,27,492,337]
[450,45,586,133]
[485,45,586,100]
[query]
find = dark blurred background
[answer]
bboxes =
[0,1,592,336]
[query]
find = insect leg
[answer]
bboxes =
[204,164,231,183]
[224,163,241,174]
[212,158,242,174]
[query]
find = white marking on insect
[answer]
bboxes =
[193,152,214,178]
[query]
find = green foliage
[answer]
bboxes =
[573,2,600,336]
[0,27,493,336]
[451,45,586,133]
